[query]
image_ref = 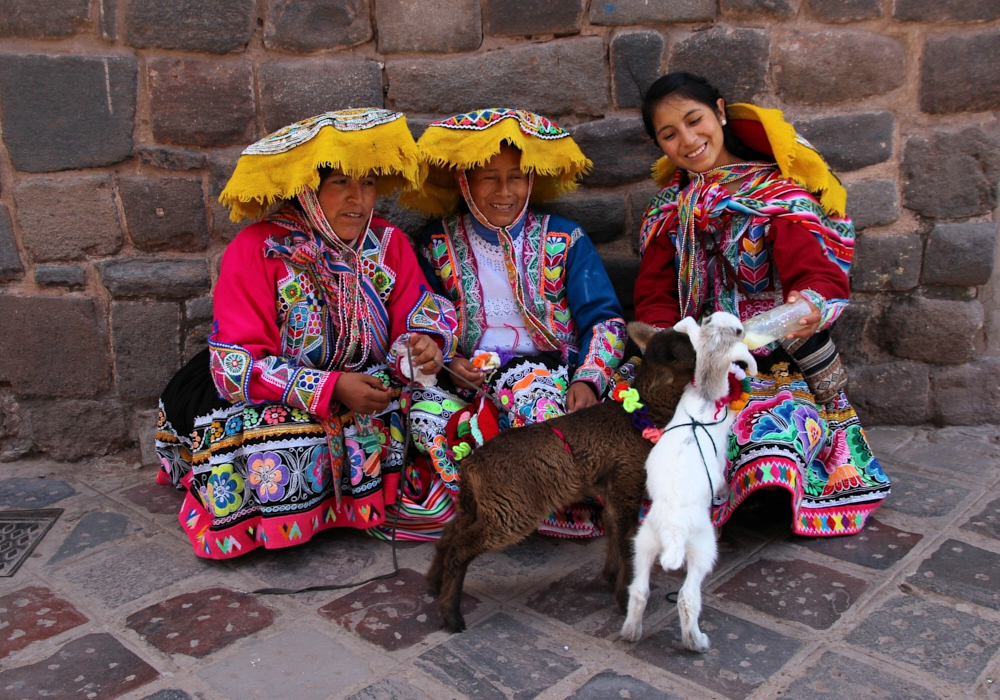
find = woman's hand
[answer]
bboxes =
[448,357,485,387]
[407,334,443,375]
[784,291,821,340]
[566,381,599,413]
[333,373,392,415]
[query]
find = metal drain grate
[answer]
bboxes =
[0,509,62,577]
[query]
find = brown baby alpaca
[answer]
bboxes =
[427,323,696,633]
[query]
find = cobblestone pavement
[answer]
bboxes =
[3,426,1000,700]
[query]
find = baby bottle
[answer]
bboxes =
[741,298,813,350]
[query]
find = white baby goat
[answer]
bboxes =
[620,312,757,651]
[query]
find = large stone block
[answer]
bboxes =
[895,0,1000,22]
[902,126,1000,219]
[795,112,894,172]
[932,359,1000,425]
[540,191,627,244]
[668,27,770,104]
[259,60,383,134]
[112,301,181,398]
[590,0,715,24]
[0,0,89,38]
[922,222,997,287]
[611,31,664,110]
[720,0,795,19]
[386,37,607,117]
[602,255,642,311]
[118,177,209,252]
[830,296,886,365]
[571,119,662,187]
[0,296,110,397]
[774,30,905,105]
[846,180,899,231]
[125,0,255,53]
[15,176,123,261]
[882,296,984,364]
[0,54,136,172]
[805,0,880,22]
[850,232,920,291]
[846,362,931,425]
[376,0,481,54]
[138,146,207,171]
[23,400,130,461]
[0,204,22,281]
[148,57,255,147]
[97,258,211,299]
[207,148,246,242]
[34,266,87,288]
[264,0,372,53]
[483,0,584,36]
[921,30,1000,115]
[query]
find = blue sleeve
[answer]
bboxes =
[563,223,627,395]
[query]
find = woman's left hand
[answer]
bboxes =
[566,381,599,413]
[784,291,821,340]
[408,334,443,374]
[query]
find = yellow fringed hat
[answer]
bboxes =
[399,108,592,217]
[652,104,848,217]
[220,108,424,222]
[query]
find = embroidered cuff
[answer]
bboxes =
[572,318,628,397]
[799,289,846,331]
[406,290,459,360]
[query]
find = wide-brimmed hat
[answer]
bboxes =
[399,108,591,217]
[220,108,424,222]
[652,103,847,217]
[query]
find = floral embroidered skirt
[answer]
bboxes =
[711,359,890,535]
[155,349,405,559]
[373,353,606,541]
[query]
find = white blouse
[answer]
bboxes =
[467,228,537,356]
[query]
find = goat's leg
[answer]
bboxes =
[620,521,658,642]
[437,509,538,633]
[427,519,459,595]
[605,490,643,612]
[677,524,717,653]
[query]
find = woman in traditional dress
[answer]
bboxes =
[382,108,628,540]
[633,73,890,536]
[154,109,457,559]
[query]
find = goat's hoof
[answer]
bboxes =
[440,610,466,634]
[620,620,642,643]
[682,630,710,653]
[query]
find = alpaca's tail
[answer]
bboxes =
[659,525,687,571]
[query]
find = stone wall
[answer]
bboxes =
[0,0,998,462]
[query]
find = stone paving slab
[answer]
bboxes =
[782,650,942,699]
[119,482,186,517]
[565,669,685,699]
[630,605,804,700]
[0,585,88,658]
[790,517,922,570]
[416,612,580,700]
[141,691,194,700]
[241,530,380,593]
[880,468,971,518]
[911,539,1000,611]
[196,624,373,700]
[126,587,275,659]
[58,538,208,609]
[0,632,159,699]
[346,676,433,700]
[963,498,1000,542]
[845,595,1000,685]
[0,477,75,509]
[47,510,130,565]
[713,557,870,629]
[318,567,480,652]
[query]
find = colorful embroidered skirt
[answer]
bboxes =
[155,349,404,559]
[374,353,605,540]
[710,359,890,535]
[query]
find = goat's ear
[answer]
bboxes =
[730,342,758,376]
[673,316,701,344]
[627,321,659,353]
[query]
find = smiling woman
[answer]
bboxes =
[153,109,459,560]
[631,73,890,539]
